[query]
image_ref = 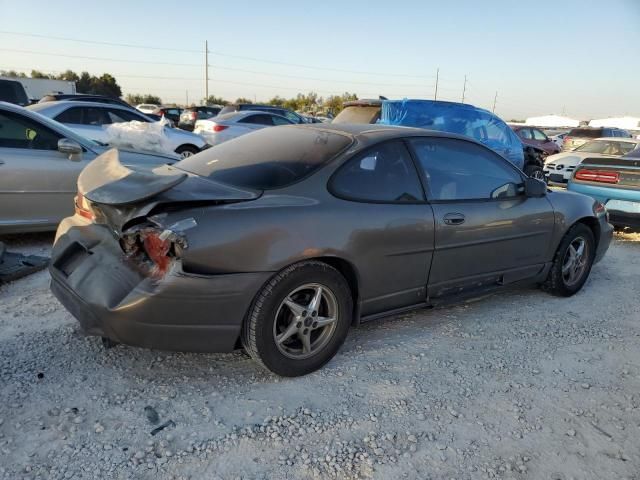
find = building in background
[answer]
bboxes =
[525,115,580,128]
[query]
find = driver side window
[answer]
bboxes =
[0,110,62,150]
[409,137,523,201]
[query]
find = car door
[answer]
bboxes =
[0,109,94,231]
[532,128,556,153]
[55,106,111,144]
[329,140,435,316]
[408,137,555,299]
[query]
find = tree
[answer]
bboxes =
[91,73,121,98]
[202,95,228,106]
[0,70,26,78]
[235,97,252,104]
[324,92,358,115]
[76,72,93,93]
[30,70,54,79]
[125,93,162,105]
[268,96,286,107]
[56,70,79,82]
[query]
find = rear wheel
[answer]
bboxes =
[242,261,352,377]
[543,224,595,296]
[175,145,199,158]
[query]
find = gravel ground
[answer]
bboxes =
[0,231,639,480]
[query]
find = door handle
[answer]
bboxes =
[443,213,465,226]
[0,160,5,165]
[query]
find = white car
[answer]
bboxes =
[544,137,640,186]
[28,101,208,158]
[136,103,159,114]
[194,110,294,146]
[548,132,568,149]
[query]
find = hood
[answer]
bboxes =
[79,149,260,206]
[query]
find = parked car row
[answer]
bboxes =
[28,101,207,158]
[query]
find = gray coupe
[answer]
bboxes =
[49,124,613,376]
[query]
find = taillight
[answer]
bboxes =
[120,226,189,278]
[142,232,171,275]
[190,112,197,120]
[574,169,620,184]
[212,125,228,132]
[74,193,95,221]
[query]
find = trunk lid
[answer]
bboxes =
[77,149,260,232]
[572,156,640,190]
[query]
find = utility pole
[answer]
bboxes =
[186,90,188,106]
[461,75,467,103]
[492,91,498,113]
[204,40,209,102]
[434,67,439,100]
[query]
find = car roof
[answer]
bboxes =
[33,100,134,109]
[289,122,477,146]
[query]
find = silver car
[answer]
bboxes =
[194,110,294,146]
[27,101,208,158]
[0,102,177,234]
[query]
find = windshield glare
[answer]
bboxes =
[176,126,352,190]
[576,140,635,155]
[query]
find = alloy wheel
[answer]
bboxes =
[273,283,339,359]
[562,236,589,286]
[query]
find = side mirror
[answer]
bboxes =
[525,177,547,197]
[58,138,83,156]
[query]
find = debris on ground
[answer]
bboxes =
[0,241,49,284]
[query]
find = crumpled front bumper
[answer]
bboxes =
[49,219,271,352]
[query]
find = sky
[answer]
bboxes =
[0,0,638,120]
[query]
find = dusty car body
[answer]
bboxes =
[49,124,613,376]
[0,102,178,234]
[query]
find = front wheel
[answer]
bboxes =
[524,164,545,180]
[242,261,353,377]
[543,224,595,296]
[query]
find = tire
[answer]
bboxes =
[524,164,545,180]
[175,145,200,158]
[242,261,353,377]
[543,223,595,297]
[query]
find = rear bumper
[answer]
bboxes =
[49,220,271,352]
[595,219,614,264]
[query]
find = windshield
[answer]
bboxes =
[176,126,352,190]
[575,140,636,155]
[333,106,381,124]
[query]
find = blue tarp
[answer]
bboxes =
[379,99,524,170]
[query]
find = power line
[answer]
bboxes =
[0,30,438,79]
[0,48,443,89]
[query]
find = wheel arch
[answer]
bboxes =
[574,216,601,248]
[234,255,362,349]
[175,143,200,154]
